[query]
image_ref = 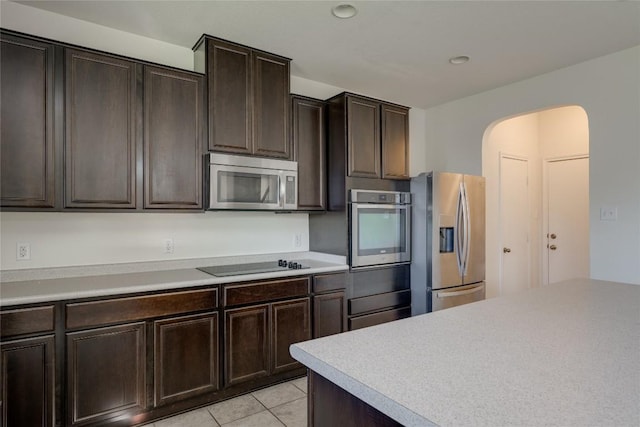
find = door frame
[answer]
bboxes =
[542,154,589,286]
[498,152,530,296]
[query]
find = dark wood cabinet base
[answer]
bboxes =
[308,370,401,427]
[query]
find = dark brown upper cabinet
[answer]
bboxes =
[381,103,410,179]
[0,33,57,208]
[347,96,381,178]
[328,93,410,184]
[292,95,326,211]
[144,66,205,210]
[65,48,140,209]
[194,36,291,159]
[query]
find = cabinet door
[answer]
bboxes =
[347,96,380,178]
[67,323,145,425]
[1,335,55,427]
[381,104,409,180]
[154,312,218,406]
[292,96,325,210]
[65,48,138,208]
[253,51,291,159]
[207,39,252,154]
[0,34,56,208]
[224,304,269,386]
[313,291,345,338]
[271,298,310,374]
[144,66,204,209]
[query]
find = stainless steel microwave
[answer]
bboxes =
[208,153,298,210]
[349,189,412,268]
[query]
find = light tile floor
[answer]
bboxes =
[149,376,308,427]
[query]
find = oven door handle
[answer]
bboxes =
[351,203,408,209]
[436,284,484,298]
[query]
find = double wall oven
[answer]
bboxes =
[349,189,411,268]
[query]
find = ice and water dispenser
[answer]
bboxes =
[439,227,454,253]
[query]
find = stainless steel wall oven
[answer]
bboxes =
[349,189,411,268]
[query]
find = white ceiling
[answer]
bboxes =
[14,0,640,109]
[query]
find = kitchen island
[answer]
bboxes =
[290,278,640,426]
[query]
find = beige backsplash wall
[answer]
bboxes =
[0,212,309,270]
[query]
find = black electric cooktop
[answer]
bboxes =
[197,260,310,277]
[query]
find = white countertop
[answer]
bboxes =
[290,278,640,427]
[0,252,347,306]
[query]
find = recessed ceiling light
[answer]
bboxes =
[332,4,358,19]
[449,56,470,65]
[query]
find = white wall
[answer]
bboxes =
[538,106,590,159]
[0,212,309,270]
[424,46,640,285]
[0,1,193,70]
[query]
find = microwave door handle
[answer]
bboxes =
[279,175,284,208]
[260,186,270,203]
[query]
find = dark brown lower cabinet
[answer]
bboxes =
[271,298,310,374]
[348,307,412,331]
[225,298,310,386]
[67,323,146,426]
[224,304,270,386]
[348,264,411,330]
[154,312,219,406]
[1,335,55,427]
[313,291,345,338]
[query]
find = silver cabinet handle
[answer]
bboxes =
[437,285,484,298]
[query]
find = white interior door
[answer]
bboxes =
[546,156,589,284]
[499,155,530,295]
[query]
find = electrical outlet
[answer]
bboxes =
[17,243,31,261]
[294,233,302,248]
[164,238,174,254]
[600,206,618,221]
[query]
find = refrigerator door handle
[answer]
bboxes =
[462,181,471,275]
[455,182,465,276]
[436,284,484,298]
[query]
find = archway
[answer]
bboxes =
[482,106,589,298]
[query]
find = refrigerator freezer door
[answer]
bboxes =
[462,174,486,285]
[431,282,485,311]
[434,173,464,289]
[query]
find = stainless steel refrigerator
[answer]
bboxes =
[411,172,486,314]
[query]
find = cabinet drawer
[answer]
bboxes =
[313,272,347,294]
[350,264,409,298]
[349,290,411,316]
[223,277,310,307]
[1,305,55,338]
[349,307,411,331]
[66,288,218,329]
